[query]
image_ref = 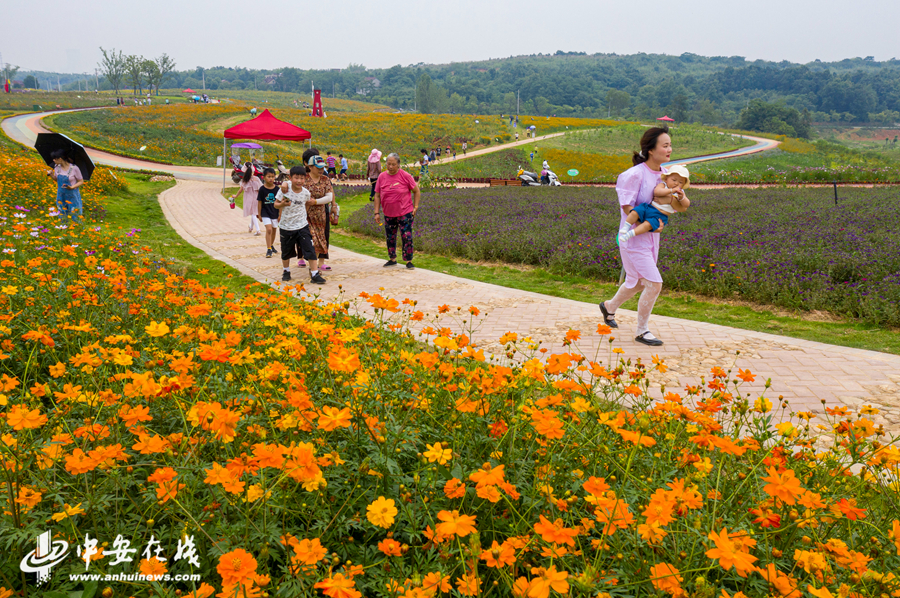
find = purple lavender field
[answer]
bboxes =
[347,186,900,326]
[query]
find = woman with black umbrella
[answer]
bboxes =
[45,149,84,222]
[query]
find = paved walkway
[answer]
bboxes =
[160,180,900,434]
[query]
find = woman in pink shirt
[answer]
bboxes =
[373,153,421,269]
[598,126,674,347]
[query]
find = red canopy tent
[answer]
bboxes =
[656,115,675,122]
[221,109,312,189]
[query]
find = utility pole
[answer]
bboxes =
[311,81,314,98]
[57,76,61,92]
[95,69,99,90]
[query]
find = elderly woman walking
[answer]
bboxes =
[598,126,678,347]
[45,149,84,222]
[366,149,382,201]
[373,153,420,269]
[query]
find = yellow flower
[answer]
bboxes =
[424,442,452,465]
[366,496,397,528]
[1,286,17,296]
[51,502,85,522]
[754,397,772,413]
[145,321,170,337]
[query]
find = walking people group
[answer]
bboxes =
[230,146,422,283]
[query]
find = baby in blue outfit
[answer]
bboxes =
[618,164,692,244]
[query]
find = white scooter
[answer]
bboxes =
[517,167,561,186]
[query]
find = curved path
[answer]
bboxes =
[4,109,898,430]
[4,110,779,183]
[158,179,900,435]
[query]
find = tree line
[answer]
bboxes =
[21,49,900,135]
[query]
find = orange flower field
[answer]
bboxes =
[1,144,899,598]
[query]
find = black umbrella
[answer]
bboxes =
[34,133,95,181]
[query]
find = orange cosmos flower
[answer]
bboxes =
[643,499,676,527]
[318,406,352,432]
[444,478,466,499]
[144,321,170,337]
[366,496,397,528]
[480,541,516,568]
[705,528,758,577]
[831,498,866,521]
[761,467,802,505]
[139,558,168,578]
[649,563,683,596]
[807,586,835,598]
[533,515,578,546]
[293,538,328,565]
[217,548,258,586]
[455,573,481,597]
[423,572,452,594]
[313,573,361,598]
[327,347,360,373]
[526,565,569,598]
[6,405,48,430]
[119,404,152,427]
[64,448,98,475]
[378,538,403,556]
[435,510,477,537]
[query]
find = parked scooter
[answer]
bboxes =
[517,168,561,186]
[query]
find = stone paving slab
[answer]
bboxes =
[155,180,900,435]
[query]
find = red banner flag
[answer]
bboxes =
[3,79,9,93]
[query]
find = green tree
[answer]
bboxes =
[125,54,144,95]
[416,73,433,113]
[142,59,160,95]
[737,100,811,138]
[155,54,176,94]
[98,47,126,95]
[22,75,38,89]
[670,93,690,122]
[605,89,630,117]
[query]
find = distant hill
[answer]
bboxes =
[20,52,900,127]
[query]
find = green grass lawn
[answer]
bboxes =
[331,193,900,355]
[104,173,260,293]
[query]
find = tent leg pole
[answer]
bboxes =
[222,138,226,193]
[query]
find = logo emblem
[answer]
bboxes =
[20,530,69,585]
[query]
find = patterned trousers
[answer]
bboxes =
[384,212,415,262]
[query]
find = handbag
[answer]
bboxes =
[330,204,340,226]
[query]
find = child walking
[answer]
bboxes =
[274,166,329,284]
[256,168,280,258]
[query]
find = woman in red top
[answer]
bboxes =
[373,153,421,269]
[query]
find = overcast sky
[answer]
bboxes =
[5,0,900,73]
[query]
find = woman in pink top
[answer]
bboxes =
[598,126,674,347]
[373,153,421,269]
[230,164,263,235]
